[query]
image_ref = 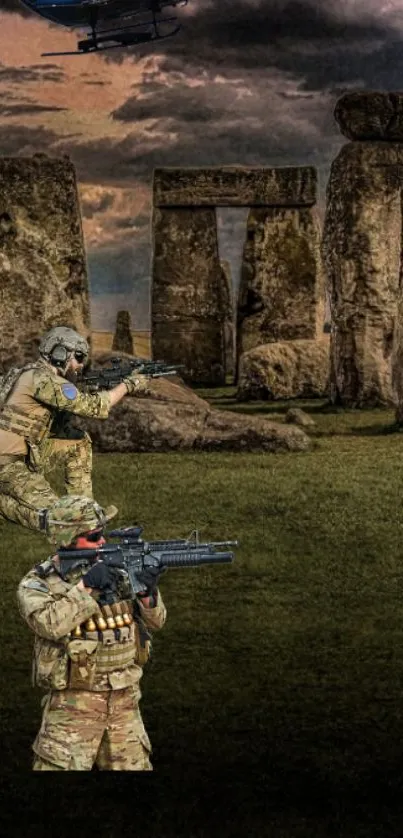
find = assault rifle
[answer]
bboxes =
[57,527,238,597]
[78,357,184,392]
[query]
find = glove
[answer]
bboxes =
[136,565,165,595]
[81,561,113,591]
[123,371,149,395]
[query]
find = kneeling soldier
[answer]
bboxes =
[17,496,166,771]
[0,325,148,533]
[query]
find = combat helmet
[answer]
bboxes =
[39,326,89,370]
[43,495,118,548]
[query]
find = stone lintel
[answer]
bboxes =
[153,166,317,207]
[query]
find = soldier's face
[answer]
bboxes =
[74,530,106,550]
[64,355,87,381]
[66,357,84,374]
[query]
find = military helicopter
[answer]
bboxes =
[19,0,188,55]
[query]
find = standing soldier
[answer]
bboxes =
[0,326,148,533]
[17,496,167,771]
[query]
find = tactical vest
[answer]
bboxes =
[67,600,151,690]
[31,569,151,692]
[0,362,53,446]
[0,363,42,406]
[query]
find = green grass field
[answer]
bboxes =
[3,391,403,835]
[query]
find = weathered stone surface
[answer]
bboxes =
[112,310,134,355]
[236,207,325,368]
[151,207,226,385]
[220,260,234,378]
[285,408,316,429]
[153,166,317,207]
[78,353,310,452]
[335,91,403,141]
[237,338,330,401]
[322,142,402,406]
[0,154,90,370]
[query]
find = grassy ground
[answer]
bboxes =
[3,391,403,834]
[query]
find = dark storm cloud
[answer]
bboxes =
[95,2,403,206]
[0,123,58,154]
[0,62,65,83]
[111,83,230,123]
[299,39,403,94]
[54,136,131,183]
[157,0,403,91]
[179,0,384,50]
[95,1,399,73]
[60,103,341,192]
[0,103,67,115]
[78,70,110,85]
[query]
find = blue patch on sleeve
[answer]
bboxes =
[61,383,78,400]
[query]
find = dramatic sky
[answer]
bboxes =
[1,0,403,330]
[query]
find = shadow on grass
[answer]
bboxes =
[202,392,395,420]
[204,398,334,417]
[349,424,403,437]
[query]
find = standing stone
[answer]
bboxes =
[112,310,134,355]
[0,154,90,370]
[236,205,325,370]
[220,260,234,378]
[151,207,226,385]
[322,140,402,406]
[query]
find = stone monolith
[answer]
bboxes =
[236,205,325,367]
[112,310,134,355]
[322,140,402,406]
[152,165,317,386]
[0,154,90,370]
[151,207,226,385]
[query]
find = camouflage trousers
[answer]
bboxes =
[0,433,93,532]
[32,687,152,771]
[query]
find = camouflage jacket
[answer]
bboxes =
[17,562,167,693]
[0,359,112,455]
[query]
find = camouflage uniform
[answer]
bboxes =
[0,359,112,532]
[17,561,166,771]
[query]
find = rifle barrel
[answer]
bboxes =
[159,551,233,567]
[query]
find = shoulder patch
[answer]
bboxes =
[61,383,78,400]
[21,579,49,594]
